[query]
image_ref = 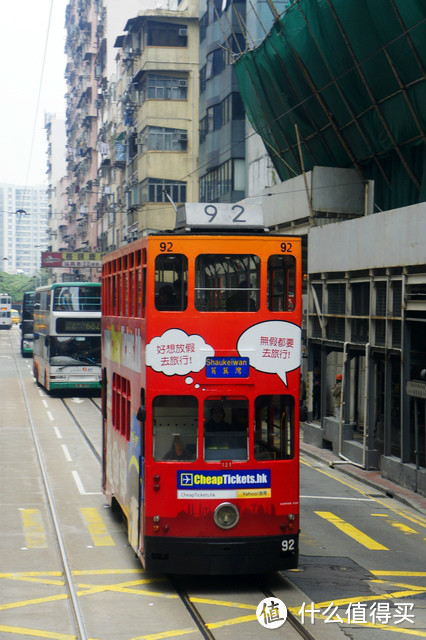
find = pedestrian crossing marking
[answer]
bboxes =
[315,511,388,550]
[20,509,47,548]
[79,507,115,546]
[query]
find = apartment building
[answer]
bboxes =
[0,184,49,277]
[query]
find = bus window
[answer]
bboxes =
[204,397,248,461]
[153,395,197,461]
[53,286,101,311]
[254,395,294,460]
[155,254,188,311]
[267,255,296,311]
[195,255,260,312]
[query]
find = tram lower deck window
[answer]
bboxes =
[153,396,198,461]
[203,397,248,461]
[254,395,294,460]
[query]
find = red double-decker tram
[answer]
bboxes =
[101,204,302,574]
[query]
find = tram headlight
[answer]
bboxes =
[213,503,239,530]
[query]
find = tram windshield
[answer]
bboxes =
[195,254,260,312]
[49,336,101,366]
[204,397,248,461]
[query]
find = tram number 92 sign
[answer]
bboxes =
[176,202,264,229]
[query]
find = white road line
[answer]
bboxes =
[42,399,49,408]
[72,470,102,495]
[61,445,72,462]
[53,427,62,439]
[301,495,376,501]
[47,411,54,421]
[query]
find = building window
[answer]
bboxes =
[143,126,187,151]
[146,21,188,47]
[146,74,187,100]
[141,178,186,204]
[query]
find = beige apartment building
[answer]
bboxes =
[51,0,199,269]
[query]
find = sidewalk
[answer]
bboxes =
[301,440,426,517]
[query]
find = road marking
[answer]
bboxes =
[302,455,426,529]
[302,495,375,501]
[19,509,47,549]
[315,511,388,550]
[53,427,62,438]
[371,513,419,535]
[42,399,48,408]
[372,570,426,577]
[72,470,102,495]
[79,508,115,546]
[47,410,54,422]
[0,625,74,639]
[61,444,72,462]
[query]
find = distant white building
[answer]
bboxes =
[0,184,49,276]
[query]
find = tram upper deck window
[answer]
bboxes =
[155,254,188,310]
[153,395,197,461]
[254,395,294,460]
[204,397,248,461]
[195,255,260,312]
[267,255,296,311]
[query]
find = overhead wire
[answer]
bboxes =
[23,0,54,192]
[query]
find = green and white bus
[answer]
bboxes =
[33,282,101,392]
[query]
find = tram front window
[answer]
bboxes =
[155,254,188,311]
[153,395,197,461]
[49,336,101,366]
[254,395,294,460]
[204,397,248,461]
[195,255,260,312]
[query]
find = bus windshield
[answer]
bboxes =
[49,336,101,366]
[53,286,101,311]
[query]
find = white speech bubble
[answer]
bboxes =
[237,321,301,387]
[146,329,214,377]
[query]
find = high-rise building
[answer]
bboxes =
[0,184,49,276]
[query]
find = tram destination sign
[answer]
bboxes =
[206,356,249,378]
[406,380,426,399]
[176,203,265,230]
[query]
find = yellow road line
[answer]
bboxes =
[315,511,388,550]
[79,507,115,546]
[20,509,47,548]
[301,455,426,530]
[371,513,419,535]
[371,570,426,577]
[0,626,76,640]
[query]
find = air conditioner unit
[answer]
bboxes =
[179,28,188,36]
[178,79,188,87]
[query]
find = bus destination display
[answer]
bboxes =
[56,318,101,334]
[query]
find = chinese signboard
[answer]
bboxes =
[41,251,105,268]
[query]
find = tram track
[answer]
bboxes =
[13,335,89,640]
[59,391,319,638]
[61,395,102,463]
[8,325,315,639]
